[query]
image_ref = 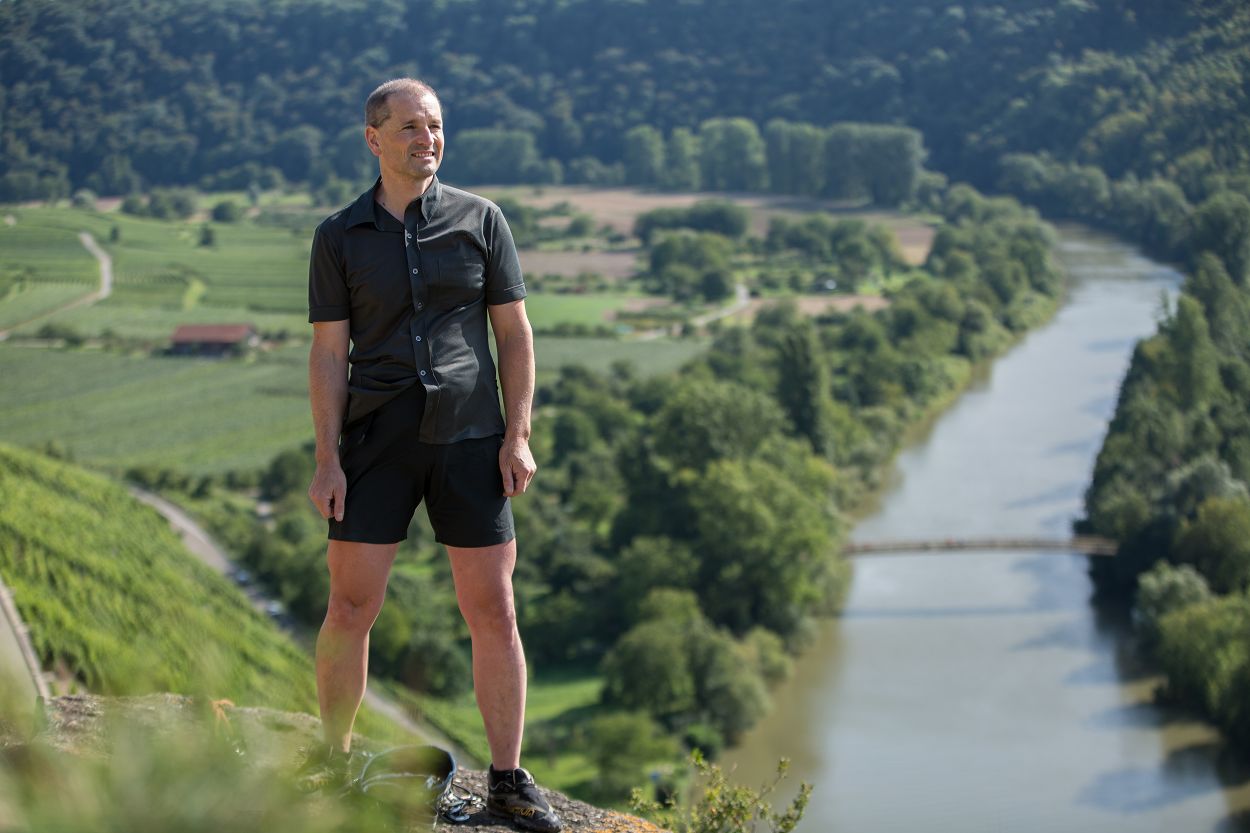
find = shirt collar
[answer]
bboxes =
[345,176,442,229]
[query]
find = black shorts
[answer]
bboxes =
[329,386,515,548]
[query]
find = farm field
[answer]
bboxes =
[0,282,96,331]
[519,249,638,280]
[0,335,707,475]
[0,188,930,476]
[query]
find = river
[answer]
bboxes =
[722,228,1250,832]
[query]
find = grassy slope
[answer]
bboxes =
[0,443,402,740]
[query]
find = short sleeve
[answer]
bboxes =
[308,222,350,322]
[483,205,527,306]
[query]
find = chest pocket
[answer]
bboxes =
[432,252,486,309]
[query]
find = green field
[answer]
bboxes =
[0,282,94,330]
[0,216,98,285]
[0,336,706,475]
[0,344,311,475]
[524,291,638,330]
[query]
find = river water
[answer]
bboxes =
[722,228,1250,832]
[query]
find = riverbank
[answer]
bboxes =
[723,228,1250,832]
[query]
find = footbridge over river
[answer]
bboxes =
[844,535,1118,557]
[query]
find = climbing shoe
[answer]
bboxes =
[487,765,563,832]
[293,743,354,795]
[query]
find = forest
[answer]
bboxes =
[1,0,1247,209]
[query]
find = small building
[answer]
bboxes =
[169,324,259,357]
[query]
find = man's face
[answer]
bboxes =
[366,91,444,185]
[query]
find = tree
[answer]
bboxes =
[687,624,769,743]
[445,129,547,184]
[1160,295,1220,407]
[270,125,324,182]
[823,124,867,200]
[1188,192,1250,285]
[584,713,679,800]
[1135,562,1211,652]
[698,118,767,192]
[651,378,786,472]
[775,320,832,455]
[614,536,698,623]
[858,125,924,206]
[623,125,666,187]
[601,590,773,743]
[686,457,837,637]
[1175,496,1250,594]
[211,200,243,223]
[601,612,700,721]
[1184,254,1250,357]
[665,128,701,191]
[764,120,824,196]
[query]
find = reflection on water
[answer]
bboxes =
[723,229,1250,833]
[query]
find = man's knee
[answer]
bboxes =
[322,540,397,635]
[460,592,519,642]
[324,590,385,635]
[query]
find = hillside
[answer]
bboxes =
[0,442,400,739]
[2,0,1245,199]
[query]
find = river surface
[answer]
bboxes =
[723,228,1250,832]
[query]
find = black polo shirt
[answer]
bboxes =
[308,177,526,444]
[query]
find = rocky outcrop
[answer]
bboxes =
[8,694,666,833]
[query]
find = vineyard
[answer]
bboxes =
[0,443,401,739]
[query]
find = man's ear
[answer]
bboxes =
[364,126,381,157]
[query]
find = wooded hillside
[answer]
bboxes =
[2,0,1246,201]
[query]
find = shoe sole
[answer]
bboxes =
[486,804,563,833]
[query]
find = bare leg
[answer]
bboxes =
[447,540,526,771]
[316,540,399,752]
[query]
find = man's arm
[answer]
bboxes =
[488,299,537,497]
[308,320,351,521]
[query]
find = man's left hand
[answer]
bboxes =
[500,436,537,497]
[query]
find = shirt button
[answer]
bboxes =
[419,370,427,377]
[411,267,419,275]
[414,335,422,342]
[416,302,424,310]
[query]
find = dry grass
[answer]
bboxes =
[520,249,639,279]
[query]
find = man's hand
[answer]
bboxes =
[500,436,537,497]
[308,461,348,521]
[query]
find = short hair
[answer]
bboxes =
[365,78,441,128]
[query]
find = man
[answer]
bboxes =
[301,77,561,833]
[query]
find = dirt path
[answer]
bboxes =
[0,231,113,342]
[128,486,474,762]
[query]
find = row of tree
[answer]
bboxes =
[1077,132,1250,747]
[997,153,1250,275]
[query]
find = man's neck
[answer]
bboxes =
[376,175,434,222]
